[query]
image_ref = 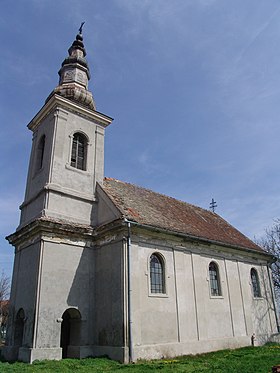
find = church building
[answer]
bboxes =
[3,28,280,363]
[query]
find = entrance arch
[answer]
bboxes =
[14,308,25,347]
[60,308,81,358]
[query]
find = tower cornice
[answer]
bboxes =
[28,94,113,132]
[6,216,94,251]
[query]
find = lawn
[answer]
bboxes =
[0,344,280,373]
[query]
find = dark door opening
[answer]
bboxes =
[60,308,81,359]
[14,308,25,348]
[60,311,70,358]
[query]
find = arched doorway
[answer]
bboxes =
[60,308,81,358]
[14,308,25,347]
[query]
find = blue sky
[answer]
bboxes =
[1,0,280,277]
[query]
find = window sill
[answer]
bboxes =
[148,293,168,298]
[210,295,224,299]
[65,163,90,175]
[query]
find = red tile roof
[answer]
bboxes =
[102,177,263,253]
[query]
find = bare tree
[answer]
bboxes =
[258,219,280,301]
[0,271,10,340]
[0,271,10,303]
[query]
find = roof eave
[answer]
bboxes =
[121,218,273,262]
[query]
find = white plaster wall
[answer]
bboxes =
[193,253,233,340]
[20,115,55,226]
[94,241,125,348]
[251,265,276,338]
[173,250,198,342]
[95,184,121,226]
[34,239,94,349]
[6,242,41,348]
[24,116,54,203]
[20,106,106,227]
[131,244,178,346]
[237,261,277,340]
[224,260,247,337]
[49,111,99,192]
[46,192,93,225]
[20,193,45,226]
[129,238,278,360]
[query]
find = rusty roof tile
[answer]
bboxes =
[102,177,263,253]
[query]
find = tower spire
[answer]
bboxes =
[46,24,96,110]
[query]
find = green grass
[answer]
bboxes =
[0,344,280,372]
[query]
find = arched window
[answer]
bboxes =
[71,133,87,170]
[150,253,165,294]
[36,135,45,171]
[251,268,261,298]
[209,262,221,296]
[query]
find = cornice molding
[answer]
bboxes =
[6,215,274,264]
[27,94,113,132]
[7,217,94,250]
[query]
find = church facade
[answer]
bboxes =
[3,30,279,363]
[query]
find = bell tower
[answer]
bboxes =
[20,25,112,228]
[3,27,113,362]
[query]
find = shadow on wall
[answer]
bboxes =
[61,245,94,358]
[252,284,279,345]
[63,236,125,357]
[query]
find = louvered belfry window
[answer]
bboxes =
[71,133,87,170]
[36,135,45,171]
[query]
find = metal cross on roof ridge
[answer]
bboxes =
[210,198,217,213]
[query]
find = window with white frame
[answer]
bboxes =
[209,261,222,296]
[250,268,261,298]
[150,253,165,294]
[71,132,87,170]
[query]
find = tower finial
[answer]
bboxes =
[79,22,85,35]
[45,22,96,110]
